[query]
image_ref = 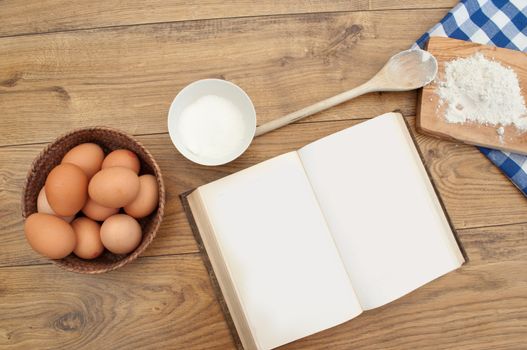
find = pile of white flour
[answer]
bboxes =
[436,53,527,133]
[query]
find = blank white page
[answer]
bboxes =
[198,152,362,350]
[298,113,464,310]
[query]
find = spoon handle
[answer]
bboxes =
[254,82,375,137]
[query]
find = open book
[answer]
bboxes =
[181,112,466,350]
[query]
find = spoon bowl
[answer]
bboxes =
[379,48,438,90]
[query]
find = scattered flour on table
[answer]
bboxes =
[178,94,247,160]
[436,52,527,136]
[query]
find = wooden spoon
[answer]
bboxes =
[255,48,438,136]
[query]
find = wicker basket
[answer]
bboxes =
[21,127,166,274]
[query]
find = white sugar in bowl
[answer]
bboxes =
[167,79,257,166]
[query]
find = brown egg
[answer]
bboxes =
[45,163,88,216]
[88,167,140,208]
[100,214,142,254]
[24,213,77,259]
[124,175,159,218]
[62,143,105,179]
[37,187,75,223]
[71,217,104,259]
[82,197,119,221]
[102,149,141,174]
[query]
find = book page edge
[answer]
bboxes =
[398,115,468,265]
[182,190,259,350]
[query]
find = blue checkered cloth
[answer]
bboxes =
[413,0,527,195]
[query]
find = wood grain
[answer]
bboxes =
[1,222,525,350]
[0,255,236,350]
[0,9,448,146]
[418,37,527,154]
[0,0,456,38]
[372,0,457,10]
[3,118,527,268]
[1,2,526,349]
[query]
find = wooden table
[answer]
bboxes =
[1,1,526,349]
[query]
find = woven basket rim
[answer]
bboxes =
[21,126,166,274]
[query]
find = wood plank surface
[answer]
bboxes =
[1,222,525,350]
[418,37,527,155]
[372,0,457,10]
[0,0,456,38]
[2,2,526,349]
[0,9,447,146]
[0,255,236,349]
[3,118,527,268]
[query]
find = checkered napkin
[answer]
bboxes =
[413,0,527,195]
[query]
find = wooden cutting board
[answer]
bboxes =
[417,37,527,154]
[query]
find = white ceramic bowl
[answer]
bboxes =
[167,79,257,166]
